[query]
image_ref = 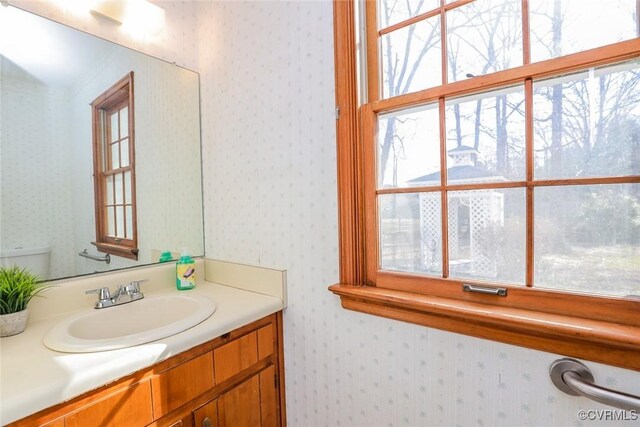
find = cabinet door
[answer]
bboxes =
[217,374,261,427]
[259,366,280,427]
[217,366,280,427]
[193,399,218,427]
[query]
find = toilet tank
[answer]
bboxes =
[0,246,51,279]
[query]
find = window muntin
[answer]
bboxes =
[91,73,138,260]
[366,1,640,299]
[332,0,640,372]
[378,0,440,29]
[373,0,640,99]
[373,61,640,296]
[104,104,134,241]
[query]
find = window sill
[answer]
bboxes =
[328,284,640,371]
[92,242,139,261]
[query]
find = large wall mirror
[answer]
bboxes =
[0,5,204,280]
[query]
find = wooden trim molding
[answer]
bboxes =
[364,0,379,103]
[329,284,640,371]
[371,38,640,113]
[91,241,139,260]
[275,311,287,425]
[332,0,640,373]
[335,0,366,285]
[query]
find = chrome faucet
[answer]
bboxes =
[86,280,146,309]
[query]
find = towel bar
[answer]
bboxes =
[550,358,640,411]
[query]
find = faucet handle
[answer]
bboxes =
[86,287,111,300]
[126,279,148,294]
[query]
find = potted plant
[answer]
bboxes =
[0,266,50,337]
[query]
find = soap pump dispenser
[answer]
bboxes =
[176,249,196,290]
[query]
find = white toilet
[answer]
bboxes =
[0,246,51,279]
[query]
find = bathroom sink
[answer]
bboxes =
[43,293,216,353]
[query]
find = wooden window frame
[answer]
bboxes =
[91,72,139,261]
[330,0,640,371]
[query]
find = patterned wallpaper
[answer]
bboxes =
[6,1,640,426]
[196,2,640,427]
[0,75,76,278]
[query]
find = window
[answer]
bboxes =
[91,72,138,260]
[331,0,640,370]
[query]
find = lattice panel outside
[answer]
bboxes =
[448,198,459,259]
[418,191,506,279]
[468,192,491,276]
[418,193,442,273]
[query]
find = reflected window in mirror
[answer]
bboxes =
[91,72,138,260]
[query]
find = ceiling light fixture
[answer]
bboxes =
[90,1,125,24]
[90,0,165,35]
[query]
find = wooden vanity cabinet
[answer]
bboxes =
[197,324,281,427]
[10,312,286,427]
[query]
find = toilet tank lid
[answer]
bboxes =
[0,246,50,257]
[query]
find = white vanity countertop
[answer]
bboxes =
[0,277,283,425]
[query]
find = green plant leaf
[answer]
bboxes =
[0,266,51,315]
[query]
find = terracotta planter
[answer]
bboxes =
[0,309,29,337]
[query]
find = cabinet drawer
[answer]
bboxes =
[214,324,274,384]
[214,332,257,383]
[151,352,215,419]
[65,380,153,427]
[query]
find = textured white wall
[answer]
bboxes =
[0,72,76,278]
[196,2,640,427]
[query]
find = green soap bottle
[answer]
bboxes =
[159,251,173,263]
[176,250,196,290]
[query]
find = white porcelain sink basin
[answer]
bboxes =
[43,293,216,353]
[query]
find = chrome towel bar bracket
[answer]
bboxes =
[550,358,640,411]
